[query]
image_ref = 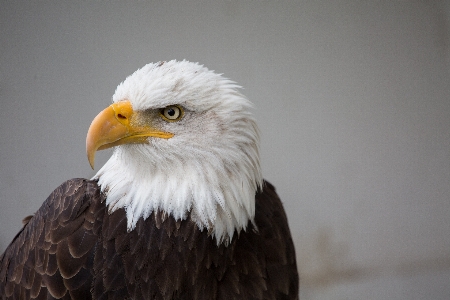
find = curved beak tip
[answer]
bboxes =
[86,140,96,169]
[88,155,95,169]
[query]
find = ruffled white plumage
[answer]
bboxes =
[93,60,262,244]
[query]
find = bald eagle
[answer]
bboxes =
[0,60,298,299]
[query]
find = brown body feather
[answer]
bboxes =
[0,179,298,299]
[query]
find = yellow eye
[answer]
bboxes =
[160,105,184,122]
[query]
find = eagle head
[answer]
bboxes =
[86,60,263,243]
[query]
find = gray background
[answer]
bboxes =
[1,1,449,299]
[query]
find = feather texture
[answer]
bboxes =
[0,179,298,299]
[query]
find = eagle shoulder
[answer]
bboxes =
[0,178,104,299]
[253,180,299,299]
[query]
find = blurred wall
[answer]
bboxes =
[1,1,449,299]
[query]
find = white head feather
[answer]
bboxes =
[93,60,263,244]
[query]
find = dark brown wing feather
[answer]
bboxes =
[1,179,298,299]
[0,179,103,300]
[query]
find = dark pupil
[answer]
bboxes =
[167,108,175,116]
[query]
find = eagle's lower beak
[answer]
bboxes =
[86,100,173,169]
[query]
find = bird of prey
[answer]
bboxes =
[0,60,298,299]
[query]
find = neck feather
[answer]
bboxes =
[93,143,262,244]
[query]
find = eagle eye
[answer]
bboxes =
[160,105,184,122]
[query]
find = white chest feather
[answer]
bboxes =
[94,143,261,244]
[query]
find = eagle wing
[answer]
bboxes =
[0,179,103,299]
[252,181,299,299]
[0,179,298,300]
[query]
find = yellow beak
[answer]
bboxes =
[86,100,173,169]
